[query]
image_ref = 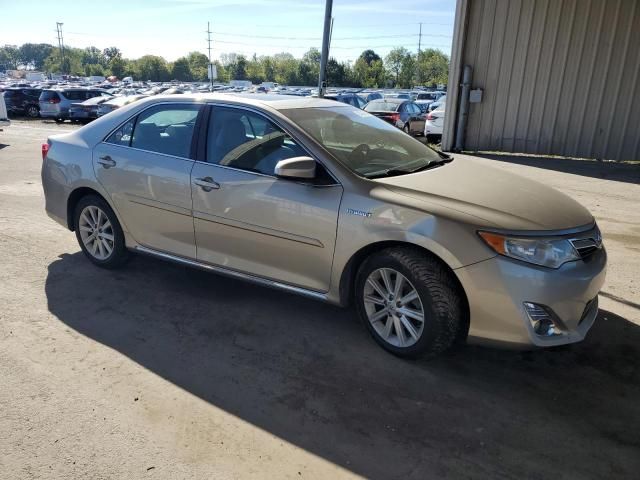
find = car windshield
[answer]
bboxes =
[281,106,444,178]
[364,101,399,112]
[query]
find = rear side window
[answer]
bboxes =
[130,104,200,158]
[63,90,87,101]
[40,91,60,102]
[206,107,307,176]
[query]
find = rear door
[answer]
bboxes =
[190,105,343,292]
[409,103,425,133]
[93,103,201,258]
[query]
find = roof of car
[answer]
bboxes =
[133,92,347,110]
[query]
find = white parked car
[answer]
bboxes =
[0,92,10,130]
[424,105,445,139]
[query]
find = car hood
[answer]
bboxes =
[373,158,593,231]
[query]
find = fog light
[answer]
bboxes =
[523,302,561,337]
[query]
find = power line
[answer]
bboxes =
[209,31,451,41]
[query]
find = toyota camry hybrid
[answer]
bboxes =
[41,93,606,358]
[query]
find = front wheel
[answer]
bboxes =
[74,195,129,269]
[355,247,464,358]
[26,105,39,118]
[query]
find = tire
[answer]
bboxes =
[403,123,411,135]
[26,105,39,118]
[355,247,463,358]
[54,118,64,124]
[74,195,129,269]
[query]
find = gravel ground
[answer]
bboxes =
[1,119,639,479]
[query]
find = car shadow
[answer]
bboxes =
[0,143,8,150]
[470,153,640,185]
[45,252,640,478]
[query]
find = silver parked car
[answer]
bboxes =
[41,93,606,358]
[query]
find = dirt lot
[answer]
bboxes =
[1,119,639,479]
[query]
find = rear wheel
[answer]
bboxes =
[26,105,39,118]
[74,195,128,269]
[355,247,463,358]
[403,123,411,135]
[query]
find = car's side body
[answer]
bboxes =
[0,92,10,129]
[3,87,42,117]
[42,93,606,350]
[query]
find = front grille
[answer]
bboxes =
[569,226,603,260]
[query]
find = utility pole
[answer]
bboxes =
[56,22,66,75]
[416,22,423,86]
[317,0,333,98]
[206,21,214,91]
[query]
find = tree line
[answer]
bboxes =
[0,43,449,88]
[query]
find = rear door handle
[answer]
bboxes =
[97,155,116,168]
[194,176,220,192]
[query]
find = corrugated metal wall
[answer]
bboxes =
[460,0,640,160]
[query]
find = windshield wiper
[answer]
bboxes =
[365,157,452,179]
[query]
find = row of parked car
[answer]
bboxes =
[0,79,447,139]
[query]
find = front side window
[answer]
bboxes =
[130,104,200,158]
[206,107,307,176]
[281,106,444,178]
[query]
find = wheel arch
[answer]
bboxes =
[66,187,111,231]
[338,240,470,341]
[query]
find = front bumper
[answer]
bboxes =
[455,248,607,348]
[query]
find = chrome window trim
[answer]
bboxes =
[99,141,197,163]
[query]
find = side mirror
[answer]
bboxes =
[274,156,316,179]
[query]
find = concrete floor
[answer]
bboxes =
[1,120,639,479]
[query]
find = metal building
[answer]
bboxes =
[443,0,640,161]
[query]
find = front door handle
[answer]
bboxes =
[97,155,116,168]
[194,176,220,192]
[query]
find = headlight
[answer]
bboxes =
[478,231,580,268]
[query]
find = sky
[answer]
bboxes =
[0,0,456,62]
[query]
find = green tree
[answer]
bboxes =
[187,51,209,81]
[171,57,192,81]
[103,47,122,63]
[108,56,126,78]
[385,47,410,86]
[416,48,449,87]
[398,53,416,89]
[19,43,54,70]
[358,49,381,66]
[81,46,105,67]
[246,54,264,83]
[134,55,170,81]
[0,45,21,70]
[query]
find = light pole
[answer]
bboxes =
[317,0,333,97]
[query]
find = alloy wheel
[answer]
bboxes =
[27,106,39,118]
[78,205,115,260]
[363,268,425,348]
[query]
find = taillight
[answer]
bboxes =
[41,143,50,160]
[427,112,436,120]
[389,113,400,122]
[49,97,60,104]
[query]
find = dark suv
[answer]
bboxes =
[39,88,110,123]
[3,88,42,118]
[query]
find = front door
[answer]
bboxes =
[191,105,343,292]
[93,103,201,258]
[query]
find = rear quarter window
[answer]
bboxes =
[39,91,60,101]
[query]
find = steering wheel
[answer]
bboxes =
[350,143,371,163]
